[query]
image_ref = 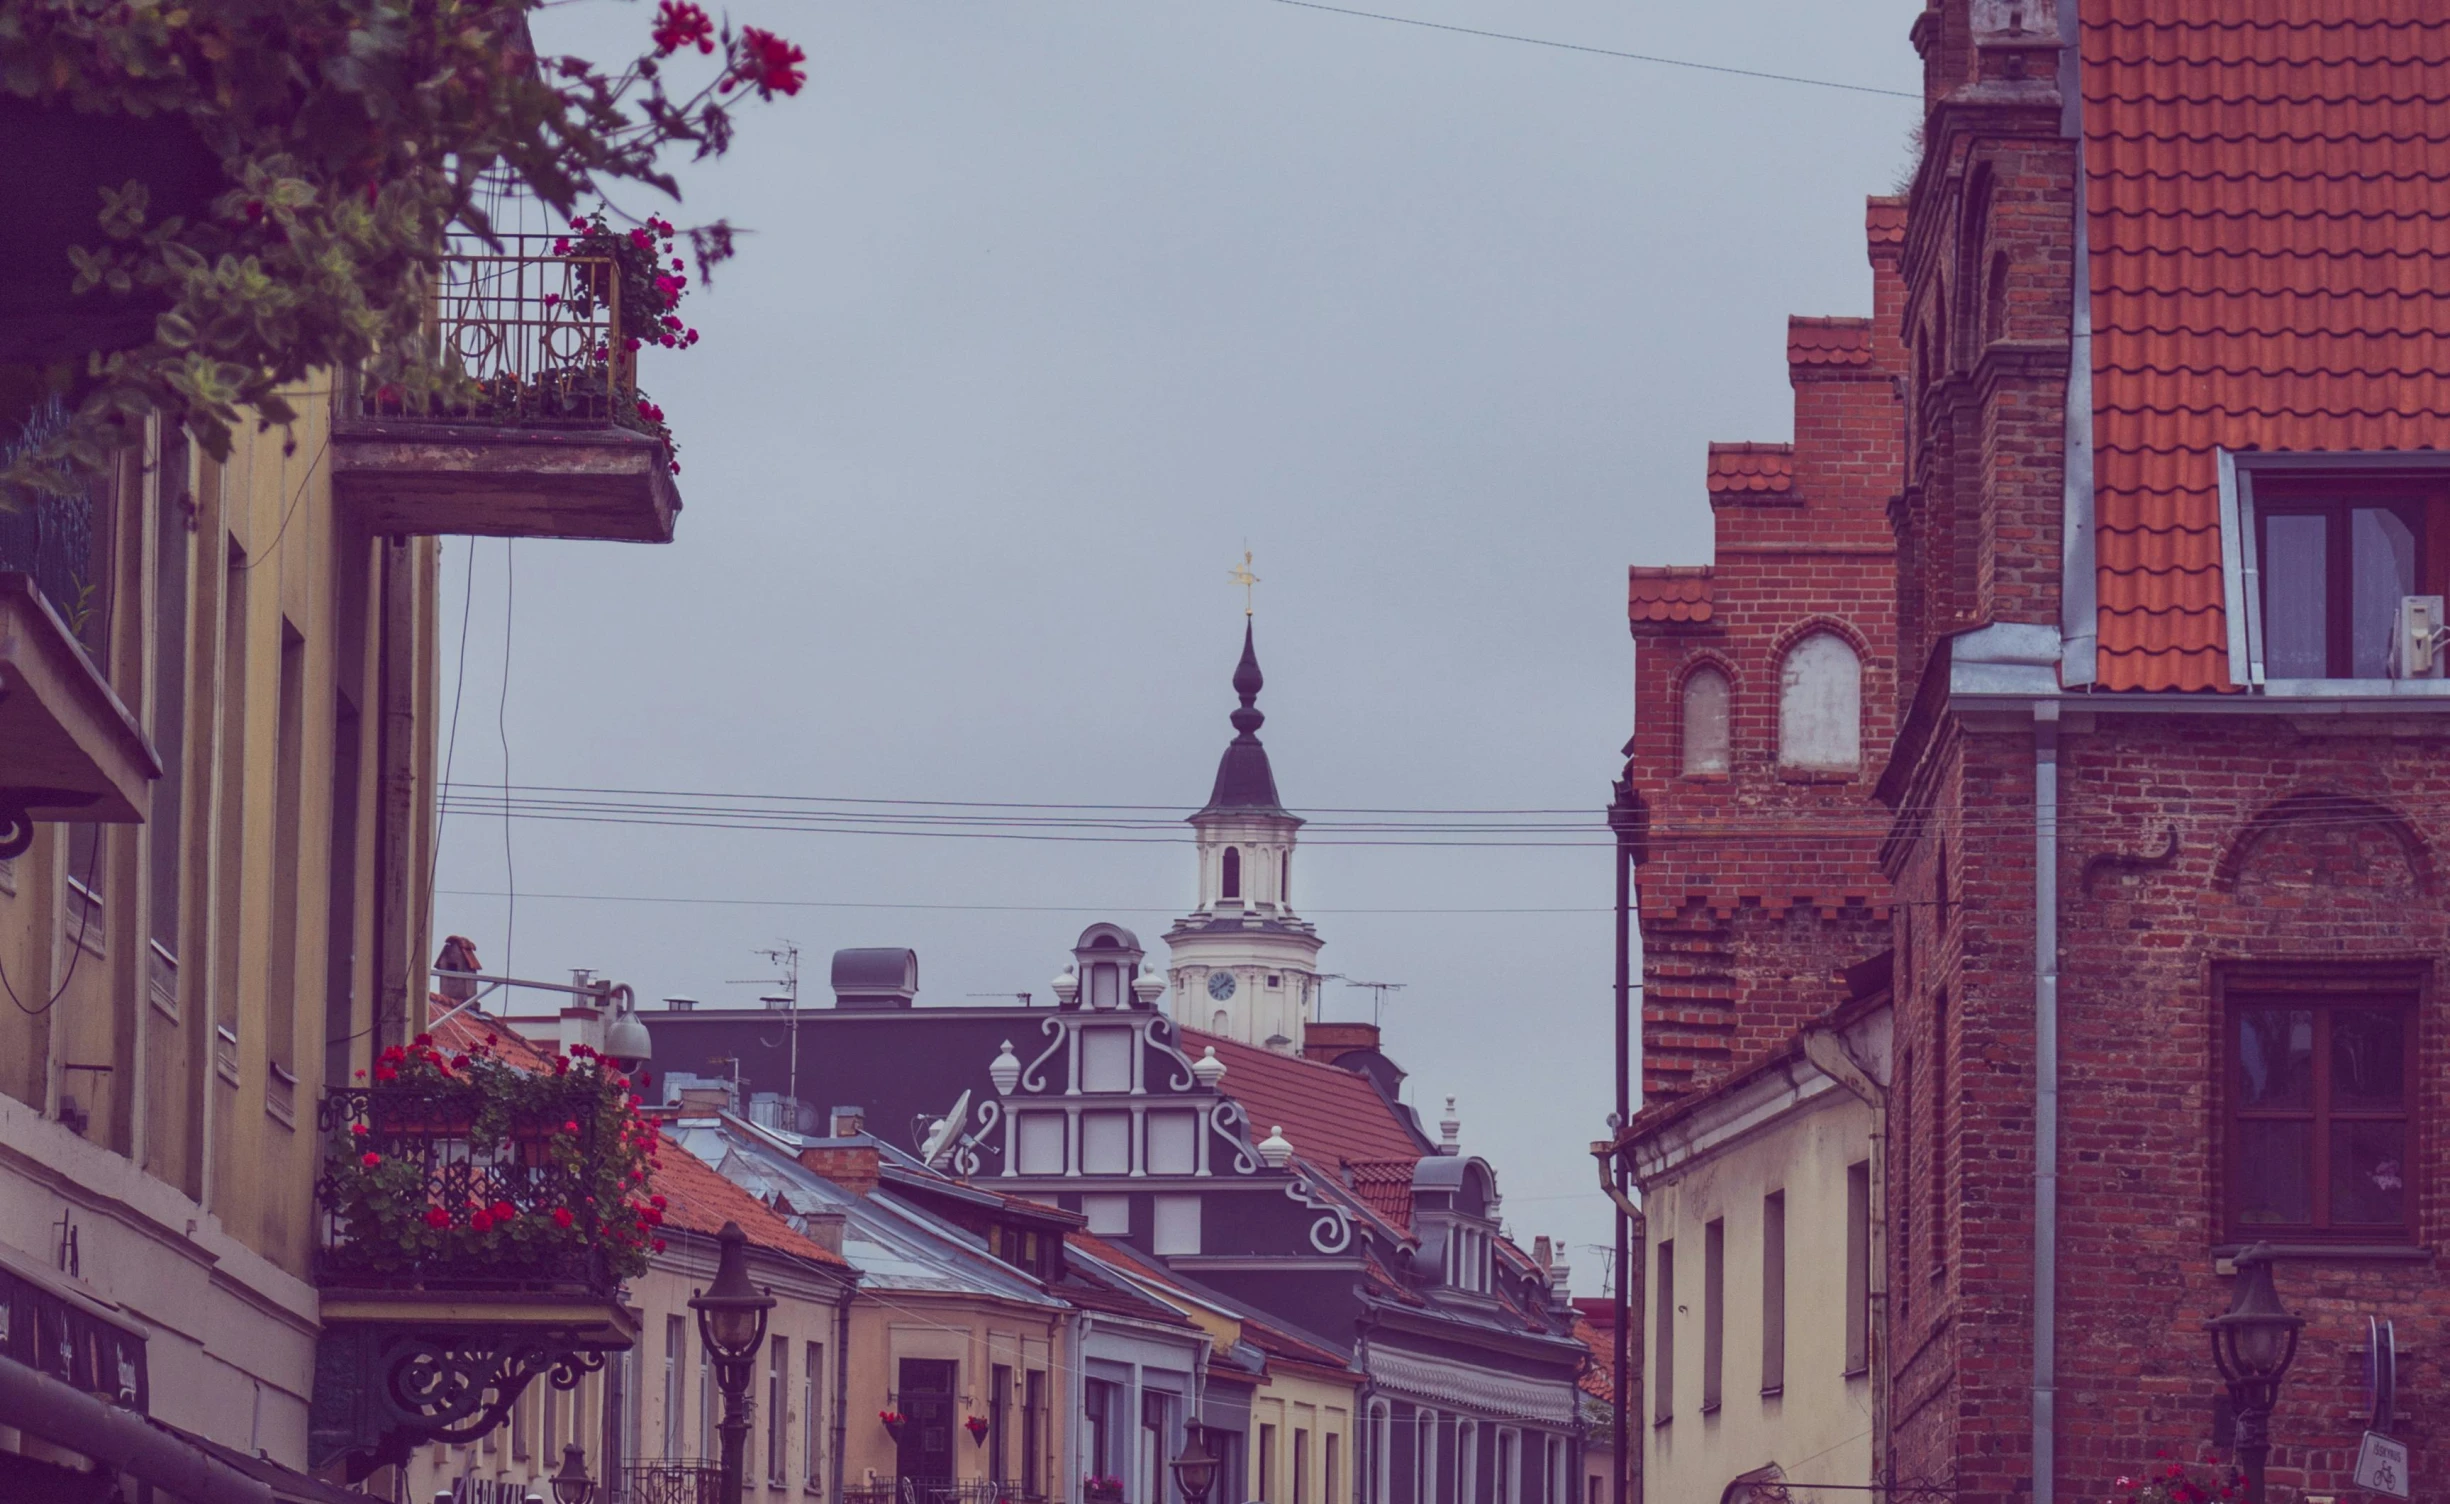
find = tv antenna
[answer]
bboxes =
[1320,974,1407,1027]
[728,943,802,1116]
[964,991,1035,1007]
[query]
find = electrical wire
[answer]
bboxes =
[499,538,517,981]
[436,887,1612,915]
[1255,0,1921,99]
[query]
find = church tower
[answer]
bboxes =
[1165,623,1324,1051]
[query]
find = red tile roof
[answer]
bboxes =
[652,1132,851,1267]
[1705,442,1794,496]
[1866,195,1906,247]
[1185,1029,1427,1171]
[2084,1,2450,690]
[1571,1314,1614,1403]
[1342,1159,1417,1231]
[1786,317,1874,369]
[425,997,558,1071]
[1627,566,1715,625]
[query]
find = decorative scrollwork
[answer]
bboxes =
[1018,1015,1066,1094]
[952,1100,1003,1177]
[1208,1099,1261,1176]
[378,1330,600,1446]
[1284,1173,1354,1255]
[1144,1014,1198,1093]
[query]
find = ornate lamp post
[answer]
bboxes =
[1168,1421,1219,1504]
[550,1443,598,1504]
[2210,1244,2302,1504]
[690,1222,776,1504]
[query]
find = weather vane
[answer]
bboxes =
[1230,549,1259,617]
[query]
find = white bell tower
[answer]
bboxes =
[1165,622,1323,1052]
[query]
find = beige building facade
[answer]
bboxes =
[1630,998,1890,1504]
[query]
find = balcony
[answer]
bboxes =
[309,1045,651,1478]
[614,1461,724,1504]
[333,237,682,543]
[0,466,158,858]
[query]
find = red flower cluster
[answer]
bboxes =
[652,0,715,56]
[725,27,806,98]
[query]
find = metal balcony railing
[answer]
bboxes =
[0,397,98,643]
[613,1460,725,1504]
[312,1081,617,1294]
[356,236,634,430]
[903,1480,1047,1504]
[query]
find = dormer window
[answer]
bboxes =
[2222,455,2450,687]
[1445,1224,1492,1294]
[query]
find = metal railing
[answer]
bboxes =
[901,1481,1046,1504]
[312,1082,616,1293]
[0,396,98,642]
[613,1460,725,1504]
[355,235,632,429]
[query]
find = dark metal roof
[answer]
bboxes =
[1194,623,1297,820]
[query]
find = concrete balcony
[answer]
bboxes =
[334,239,683,543]
[0,569,157,860]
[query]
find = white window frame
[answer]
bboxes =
[1414,1410,1437,1504]
[2219,448,2450,696]
[1455,1422,1478,1504]
[1368,1401,1392,1504]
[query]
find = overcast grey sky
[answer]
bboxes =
[435,0,1923,1284]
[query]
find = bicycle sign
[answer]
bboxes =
[2354,1430,2409,1499]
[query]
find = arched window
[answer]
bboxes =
[1680,667,1731,775]
[1778,631,1862,771]
[1221,846,1241,900]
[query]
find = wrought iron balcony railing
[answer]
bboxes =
[356,236,638,431]
[1,398,99,643]
[614,1460,725,1504]
[313,1081,619,1295]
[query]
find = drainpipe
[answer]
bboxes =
[1800,1028,1889,1498]
[832,1281,854,1504]
[1071,1314,1094,1504]
[2032,701,2062,1504]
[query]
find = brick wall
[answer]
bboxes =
[1627,198,1905,1103]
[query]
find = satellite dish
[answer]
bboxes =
[920,1090,972,1166]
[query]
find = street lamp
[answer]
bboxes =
[690,1221,777,1504]
[1168,1421,1219,1504]
[2210,1243,2302,1504]
[550,1442,598,1504]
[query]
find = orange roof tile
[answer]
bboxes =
[650,1132,851,1267]
[1628,566,1715,625]
[2083,0,2450,690]
[425,997,558,1072]
[1342,1159,1416,1231]
[1705,442,1795,496]
[1185,1029,1426,1170]
[1787,316,1874,368]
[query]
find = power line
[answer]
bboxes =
[1255,0,1921,99]
[436,887,1611,915]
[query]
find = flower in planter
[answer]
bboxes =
[360,1151,381,1168]
[553,1207,574,1229]
[425,1207,451,1229]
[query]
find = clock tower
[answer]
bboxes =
[1164,623,1324,1051]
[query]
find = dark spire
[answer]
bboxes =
[1197,622,1292,818]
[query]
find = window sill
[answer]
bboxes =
[1841,1364,1869,1380]
[1697,1401,1720,1417]
[2258,677,2450,698]
[2213,1242,2430,1265]
[1757,1385,1782,1399]
[1775,768,1858,785]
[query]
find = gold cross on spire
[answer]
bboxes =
[1229,549,1260,617]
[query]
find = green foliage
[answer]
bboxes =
[0,0,799,496]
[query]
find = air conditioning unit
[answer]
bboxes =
[2389,595,2448,679]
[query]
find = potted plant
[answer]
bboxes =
[2112,1459,2244,1504]
[879,1409,909,1442]
[1085,1477,1124,1504]
[965,1414,990,1446]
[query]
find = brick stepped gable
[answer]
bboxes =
[1625,196,1907,1103]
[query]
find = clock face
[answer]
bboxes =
[1206,970,1238,1001]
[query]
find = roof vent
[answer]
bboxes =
[663,996,698,1012]
[832,948,918,1010]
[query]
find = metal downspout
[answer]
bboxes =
[2033,702,2062,1504]
[1071,1314,1094,1504]
[1799,1029,1888,1498]
[832,1281,854,1504]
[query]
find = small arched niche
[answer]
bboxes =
[1681,666,1731,775]
[1778,631,1862,771]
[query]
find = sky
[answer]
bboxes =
[434,0,1926,1287]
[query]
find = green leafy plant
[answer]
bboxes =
[320,1032,667,1285]
[0,0,804,497]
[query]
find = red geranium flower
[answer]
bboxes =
[726,27,807,98]
[651,0,715,56]
[554,1207,575,1229]
[361,1151,382,1168]
[426,1207,451,1229]
[491,1200,517,1223]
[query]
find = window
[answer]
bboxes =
[1325,1431,1342,1504]
[1680,666,1730,775]
[768,1337,789,1484]
[663,1315,684,1459]
[1152,1194,1201,1255]
[1652,1243,1673,1423]
[700,1332,716,1461]
[147,443,190,1007]
[1222,846,1242,900]
[1143,1391,1172,1504]
[1085,1381,1118,1486]
[265,620,305,1117]
[1760,1191,1785,1395]
[1454,1423,1477,1504]
[805,1341,826,1491]
[1776,631,1861,771]
[1491,1430,1514,1504]
[1366,1401,1391,1504]
[2225,984,2414,1241]
[1024,1370,1046,1498]
[1260,1423,1278,1504]
[1412,1412,1434,1504]
[2259,494,2422,679]
[211,539,248,1073]
[1282,851,1291,904]
[990,1365,1011,1485]
[1844,1162,1871,1375]
[544,1372,559,1460]
[1294,1429,1310,1504]
[1701,1219,1724,1412]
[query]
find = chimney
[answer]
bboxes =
[832,948,918,1010]
[1301,1020,1381,1067]
[799,1142,881,1197]
[1532,1235,1552,1270]
[830,1105,865,1138]
[799,1208,848,1255]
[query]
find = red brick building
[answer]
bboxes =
[1884,2,2446,1501]
[1626,199,1908,1104]
[1616,5,2450,1502]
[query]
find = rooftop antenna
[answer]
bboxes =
[964,991,1035,1007]
[1319,974,1407,1028]
[728,942,801,1114]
